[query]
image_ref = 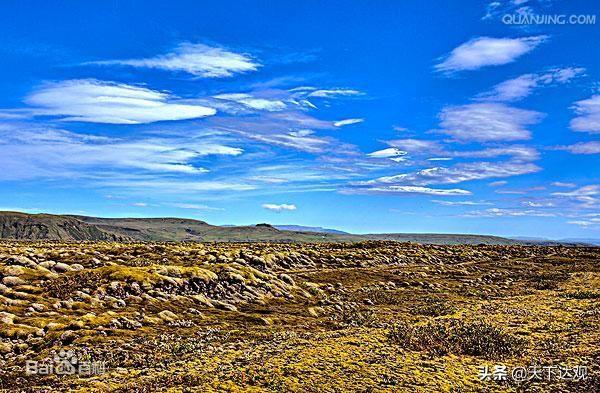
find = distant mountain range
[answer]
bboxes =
[512,236,600,246]
[273,225,349,234]
[0,211,594,245]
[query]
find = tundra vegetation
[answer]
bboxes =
[0,241,598,392]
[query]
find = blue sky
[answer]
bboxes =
[0,0,599,239]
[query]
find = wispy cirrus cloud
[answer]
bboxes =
[554,141,600,155]
[334,118,364,127]
[207,110,351,153]
[438,103,543,142]
[0,123,242,180]
[386,139,444,154]
[432,200,492,206]
[26,79,216,124]
[262,203,297,212]
[97,178,256,194]
[552,185,599,208]
[304,88,363,98]
[551,182,576,188]
[435,36,547,73]
[464,207,556,217]
[87,43,260,78]
[478,67,585,102]
[367,147,408,160]
[342,185,472,196]
[570,95,600,133]
[171,203,224,211]
[567,213,600,228]
[212,93,287,112]
[354,160,540,187]
[453,145,539,161]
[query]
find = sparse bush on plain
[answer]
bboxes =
[328,303,375,327]
[387,319,526,359]
[413,298,456,317]
[562,290,600,299]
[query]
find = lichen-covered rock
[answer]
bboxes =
[0,312,16,324]
[2,276,25,286]
[158,310,178,322]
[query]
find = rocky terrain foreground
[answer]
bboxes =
[0,241,598,392]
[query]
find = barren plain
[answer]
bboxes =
[0,241,598,392]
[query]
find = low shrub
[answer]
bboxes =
[413,298,456,317]
[562,290,600,299]
[387,319,526,359]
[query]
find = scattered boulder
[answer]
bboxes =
[158,310,178,322]
[210,299,238,312]
[2,276,25,286]
[0,312,16,324]
[60,331,78,344]
[52,263,71,273]
[278,273,295,286]
[2,265,25,276]
[0,342,13,354]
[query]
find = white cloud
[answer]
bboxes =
[555,141,600,155]
[435,36,547,73]
[344,158,539,196]
[343,185,472,196]
[570,95,600,133]
[171,203,224,211]
[489,180,508,187]
[334,118,364,127]
[367,147,407,159]
[26,79,216,124]
[567,217,600,227]
[100,179,256,193]
[552,185,599,208]
[479,67,585,102]
[482,74,539,102]
[551,182,576,188]
[432,200,492,206]
[262,203,297,212]
[132,202,148,207]
[386,139,444,154]
[213,93,287,112]
[208,111,342,153]
[89,43,259,78]
[233,129,330,153]
[306,89,363,98]
[464,207,556,217]
[453,145,539,161]
[428,157,453,161]
[438,103,543,142]
[354,160,540,188]
[0,125,242,180]
[522,201,554,207]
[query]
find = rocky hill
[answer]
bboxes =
[0,211,569,245]
[0,212,128,241]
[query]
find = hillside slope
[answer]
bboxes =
[70,216,356,242]
[0,211,552,245]
[0,212,128,241]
